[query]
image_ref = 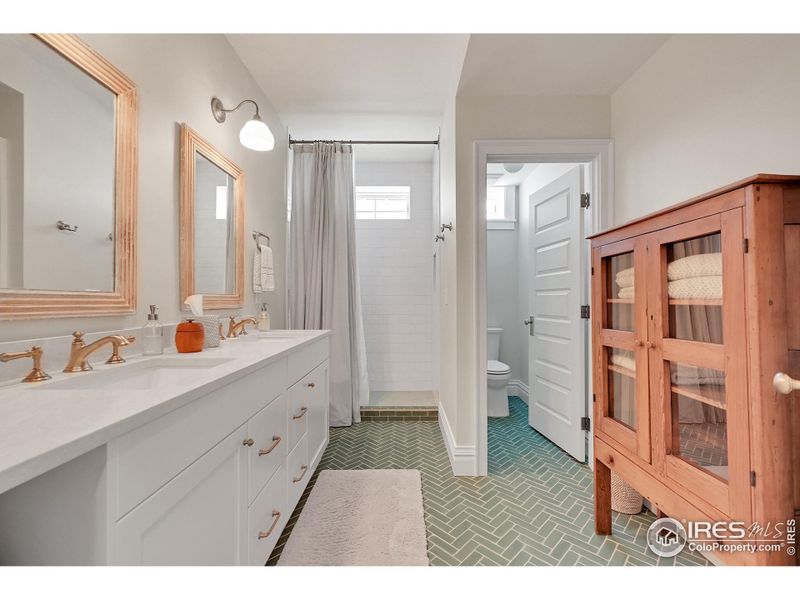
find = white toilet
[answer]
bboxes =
[487,327,511,417]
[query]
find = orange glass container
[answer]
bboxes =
[175,319,204,353]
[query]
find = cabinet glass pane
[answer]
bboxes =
[605,252,634,332]
[669,361,727,481]
[666,233,723,344]
[608,348,636,430]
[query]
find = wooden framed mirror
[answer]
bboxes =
[0,34,138,318]
[179,124,244,310]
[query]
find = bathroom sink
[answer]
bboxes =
[37,357,233,391]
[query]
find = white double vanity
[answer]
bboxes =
[0,331,330,565]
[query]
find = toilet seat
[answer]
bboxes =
[487,360,510,375]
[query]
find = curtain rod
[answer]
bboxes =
[288,135,439,146]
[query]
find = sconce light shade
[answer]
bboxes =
[212,96,274,152]
[239,116,275,152]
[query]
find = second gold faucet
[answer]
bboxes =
[63,331,136,373]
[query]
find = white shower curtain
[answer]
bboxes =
[288,142,369,426]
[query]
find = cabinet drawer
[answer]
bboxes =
[247,466,287,566]
[112,359,286,520]
[287,337,329,385]
[288,375,313,451]
[287,434,309,513]
[247,394,287,505]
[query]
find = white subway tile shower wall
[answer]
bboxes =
[355,161,434,394]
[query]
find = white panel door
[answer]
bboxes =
[528,166,586,460]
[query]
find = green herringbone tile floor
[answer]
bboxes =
[268,396,710,566]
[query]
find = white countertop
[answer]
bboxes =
[0,330,331,496]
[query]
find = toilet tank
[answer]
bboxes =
[487,327,503,361]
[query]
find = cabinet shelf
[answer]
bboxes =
[671,384,726,410]
[668,297,722,306]
[608,363,636,379]
[606,298,633,304]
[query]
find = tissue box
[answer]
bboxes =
[194,316,220,348]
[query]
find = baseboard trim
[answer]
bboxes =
[508,380,529,404]
[437,402,477,476]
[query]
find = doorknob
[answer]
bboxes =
[773,372,800,395]
[524,317,534,336]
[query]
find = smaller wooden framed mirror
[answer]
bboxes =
[179,124,244,310]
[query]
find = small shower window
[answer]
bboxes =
[355,186,411,220]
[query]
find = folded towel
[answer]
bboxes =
[668,252,721,281]
[615,276,722,301]
[668,275,722,300]
[671,364,725,387]
[610,351,636,373]
[253,245,263,293]
[615,267,634,289]
[618,286,635,299]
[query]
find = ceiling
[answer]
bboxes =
[227,34,469,115]
[458,34,670,96]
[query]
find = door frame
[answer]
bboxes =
[474,139,614,476]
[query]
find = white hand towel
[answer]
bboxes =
[253,245,263,293]
[259,244,275,292]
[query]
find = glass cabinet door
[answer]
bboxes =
[593,239,651,463]
[646,210,750,519]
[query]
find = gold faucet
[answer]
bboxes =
[228,316,257,338]
[0,346,51,383]
[63,331,136,373]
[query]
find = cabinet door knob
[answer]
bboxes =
[242,438,255,447]
[773,372,800,395]
[258,435,282,456]
[306,382,315,388]
[257,510,281,539]
[634,339,644,347]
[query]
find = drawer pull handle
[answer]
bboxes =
[242,438,255,447]
[306,382,315,388]
[292,406,308,420]
[257,510,281,539]
[258,435,282,456]
[293,465,308,483]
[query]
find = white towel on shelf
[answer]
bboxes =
[253,243,275,293]
[615,276,722,301]
[615,267,634,289]
[618,286,635,299]
[668,252,722,281]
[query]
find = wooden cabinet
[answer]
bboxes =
[591,175,799,566]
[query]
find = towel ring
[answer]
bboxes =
[252,230,270,248]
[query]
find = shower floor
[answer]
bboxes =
[368,390,437,407]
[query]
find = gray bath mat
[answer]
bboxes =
[278,469,429,566]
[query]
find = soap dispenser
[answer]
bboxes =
[142,304,164,356]
[258,303,271,332]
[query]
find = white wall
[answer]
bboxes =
[0,34,287,343]
[355,161,434,393]
[486,225,519,378]
[612,34,800,223]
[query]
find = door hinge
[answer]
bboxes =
[592,393,597,403]
[591,266,595,276]
[743,238,749,253]
[580,193,591,209]
[580,416,591,431]
[580,305,591,319]
[750,471,756,487]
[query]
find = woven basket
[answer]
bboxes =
[611,471,643,514]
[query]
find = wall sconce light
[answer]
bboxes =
[211,97,275,152]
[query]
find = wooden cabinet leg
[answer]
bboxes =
[594,458,612,535]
